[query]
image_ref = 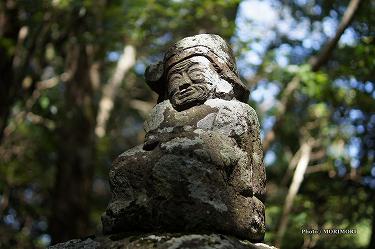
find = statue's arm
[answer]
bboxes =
[244,106,266,200]
[143,100,173,150]
[210,100,265,199]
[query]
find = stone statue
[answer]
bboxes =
[102,34,266,242]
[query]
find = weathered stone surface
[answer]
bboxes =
[102,34,266,242]
[49,233,277,249]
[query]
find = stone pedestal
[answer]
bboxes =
[50,233,277,249]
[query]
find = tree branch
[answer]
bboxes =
[262,0,362,152]
[95,45,136,138]
[309,0,362,71]
[275,141,312,248]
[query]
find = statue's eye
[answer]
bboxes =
[168,74,181,96]
[169,74,181,85]
[188,69,204,82]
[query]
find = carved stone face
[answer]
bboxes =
[167,56,233,111]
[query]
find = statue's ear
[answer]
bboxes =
[145,61,165,96]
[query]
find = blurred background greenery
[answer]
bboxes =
[0,0,374,248]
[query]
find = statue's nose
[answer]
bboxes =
[181,72,192,85]
[179,72,192,91]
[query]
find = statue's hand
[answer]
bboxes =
[143,134,160,151]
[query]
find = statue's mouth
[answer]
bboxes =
[180,87,193,96]
[179,83,192,96]
[169,83,210,111]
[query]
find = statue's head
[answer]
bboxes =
[145,34,249,111]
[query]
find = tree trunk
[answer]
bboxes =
[0,2,19,143]
[49,42,97,243]
[0,57,14,143]
[368,193,375,249]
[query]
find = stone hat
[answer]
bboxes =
[145,34,249,102]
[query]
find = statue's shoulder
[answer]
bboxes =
[204,98,257,121]
[144,100,174,132]
[202,98,260,136]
